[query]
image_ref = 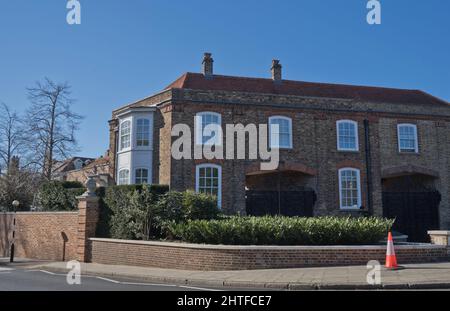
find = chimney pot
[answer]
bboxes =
[202,53,214,77]
[271,59,282,82]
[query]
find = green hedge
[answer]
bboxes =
[154,191,220,238]
[37,181,85,211]
[96,184,170,239]
[95,186,220,240]
[61,181,84,189]
[168,216,394,245]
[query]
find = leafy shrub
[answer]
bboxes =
[154,191,184,234]
[67,188,86,208]
[37,181,84,211]
[95,187,111,238]
[96,187,220,240]
[61,181,84,189]
[97,184,170,239]
[100,185,142,239]
[182,191,220,221]
[153,191,220,238]
[168,216,394,245]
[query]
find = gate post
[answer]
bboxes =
[428,231,450,256]
[76,177,99,262]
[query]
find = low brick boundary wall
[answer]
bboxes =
[0,194,99,262]
[0,212,78,260]
[88,238,449,271]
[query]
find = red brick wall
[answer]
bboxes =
[0,212,78,261]
[0,213,14,257]
[88,238,448,271]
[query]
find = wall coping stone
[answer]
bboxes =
[1,212,78,215]
[428,231,450,235]
[89,238,445,251]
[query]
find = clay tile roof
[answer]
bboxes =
[83,156,109,169]
[164,72,449,106]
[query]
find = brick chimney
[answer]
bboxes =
[202,52,214,77]
[271,59,282,82]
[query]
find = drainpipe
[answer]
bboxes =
[277,161,285,215]
[277,170,281,215]
[114,127,119,183]
[364,119,373,216]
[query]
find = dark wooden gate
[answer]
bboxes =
[246,190,316,217]
[382,191,441,242]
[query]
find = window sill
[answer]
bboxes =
[337,149,360,153]
[270,146,293,150]
[117,148,132,154]
[118,147,153,154]
[134,147,153,151]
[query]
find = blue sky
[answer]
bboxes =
[0,0,449,158]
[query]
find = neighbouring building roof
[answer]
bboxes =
[82,156,109,170]
[52,157,95,175]
[164,72,449,107]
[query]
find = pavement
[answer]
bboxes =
[14,259,450,290]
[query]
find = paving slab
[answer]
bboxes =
[26,261,450,290]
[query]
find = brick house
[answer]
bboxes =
[54,155,113,187]
[108,53,450,241]
[52,157,95,181]
[64,155,113,187]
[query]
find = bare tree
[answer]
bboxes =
[0,103,24,174]
[0,156,43,211]
[25,78,83,180]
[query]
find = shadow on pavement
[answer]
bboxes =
[0,257,52,268]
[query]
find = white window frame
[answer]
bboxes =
[119,120,132,151]
[135,167,149,184]
[338,168,362,210]
[195,112,222,146]
[397,123,418,153]
[118,169,130,185]
[195,164,222,208]
[268,116,293,149]
[336,120,359,152]
[136,118,151,147]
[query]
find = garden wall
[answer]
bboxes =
[0,193,98,261]
[0,212,78,261]
[88,238,449,271]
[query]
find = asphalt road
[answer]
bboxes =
[0,267,224,291]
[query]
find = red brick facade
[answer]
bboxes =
[108,59,450,232]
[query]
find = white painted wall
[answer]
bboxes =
[116,110,154,185]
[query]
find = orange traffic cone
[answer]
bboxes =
[385,232,398,269]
